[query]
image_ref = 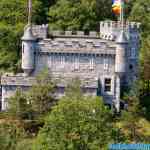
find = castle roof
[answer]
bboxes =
[38,38,116,55]
[22,25,36,41]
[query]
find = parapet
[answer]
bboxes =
[100,21,141,40]
[49,30,99,38]
[26,20,140,41]
[32,24,48,39]
[1,74,36,86]
[100,21,140,30]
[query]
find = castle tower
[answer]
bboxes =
[115,30,128,73]
[21,0,36,75]
[114,30,128,112]
[21,26,36,75]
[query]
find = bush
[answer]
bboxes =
[33,96,113,150]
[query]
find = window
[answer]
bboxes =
[130,47,136,58]
[104,58,109,71]
[90,57,94,70]
[60,55,65,66]
[48,55,52,67]
[74,56,79,70]
[129,64,133,70]
[104,78,111,92]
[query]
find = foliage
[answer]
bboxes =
[33,93,113,150]
[7,69,56,120]
[1,0,150,148]
[0,121,26,150]
[65,78,82,100]
[119,81,145,142]
[16,138,34,150]
[48,0,113,30]
[141,36,150,81]
[129,0,150,38]
[129,0,150,121]
[0,0,48,72]
[8,88,28,120]
[27,69,56,117]
[0,23,23,71]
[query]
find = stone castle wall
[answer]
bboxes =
[0,21,140,111]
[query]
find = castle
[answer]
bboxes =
[0,19,140,112]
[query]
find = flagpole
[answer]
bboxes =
[120,0,124,30]
[28,0,32,26]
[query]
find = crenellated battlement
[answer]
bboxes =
[30,21,140,41]
[100,21,140,41]
[32,24,49,39]
[100,21,140,30]
[49,30,99,38]
[31,25,100,39]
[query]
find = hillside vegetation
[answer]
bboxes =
[0,0,150,149]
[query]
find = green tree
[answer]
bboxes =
[129,0,150,38]
[48,0,113,31]
[8,88,28,120]
[65,78,82,100]
[121,81,143,142]
[33,94,113,149]
[0,122,26,150]
[129,0,150,109]
[27,69,56,117]
[0,0,47,71]
[0,0,43,25]
[8,69,56,120]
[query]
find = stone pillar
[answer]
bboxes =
[114,74,120,113]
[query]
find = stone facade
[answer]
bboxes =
[0,20,140,112]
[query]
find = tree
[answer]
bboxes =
[7,69,56,120]
[27,69,56,117]
[0,0,48,72]
[120,81,144,142]
[65,78,83,100]
[0,0,44,25]
[129,0,150,38]
[36,0,57,24]
[48,0,113,31]
[0,121,26,150]
[33,92,113,149]
[8,88,28,120]
[129,0,150,109]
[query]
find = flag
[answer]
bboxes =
[112,0,122,15]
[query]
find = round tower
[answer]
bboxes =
[21,25,36,75]
[114,30,128,113]
[115,30,128,74]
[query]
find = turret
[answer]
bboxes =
[115,30,128,74]
[114,30,128,113]
[21,25,36,75]
[21,0,36,75]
